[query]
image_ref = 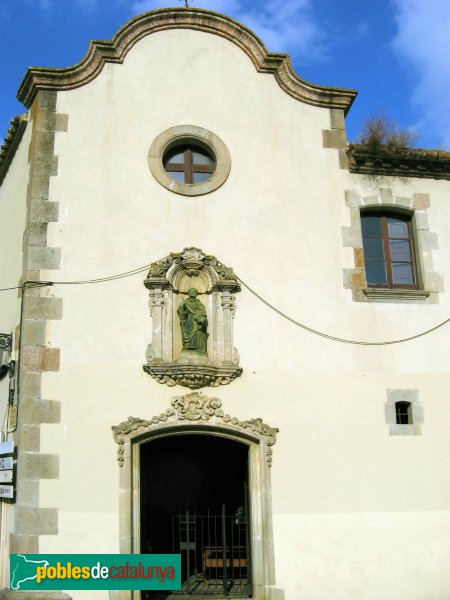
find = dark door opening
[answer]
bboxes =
[140,434,251,598]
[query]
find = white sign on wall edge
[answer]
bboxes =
[0,471,13,483]
[0,441,13,455]
[0,485,13,499]
[0,457,13,470]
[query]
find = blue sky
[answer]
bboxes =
[1,0,449,149]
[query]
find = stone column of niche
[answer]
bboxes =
[212,290,223,365]
[146,280,172,365]
[147,290,163,364]
[161,289,173,364]
[220,286,236,366]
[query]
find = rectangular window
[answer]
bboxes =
[361,212,418,289]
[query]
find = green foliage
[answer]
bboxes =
[356,114,418,153]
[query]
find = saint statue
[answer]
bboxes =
[177,288,208,355]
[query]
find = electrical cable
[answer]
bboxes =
[0,263,153,292]
[1,402,8,434]
[0,285,23,292]
[53,263,151,285]
[0,281,52,292]
[6,281,28,435]
[0,264,448,346]
[236,276,449,345]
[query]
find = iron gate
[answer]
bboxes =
[172,505,251,596]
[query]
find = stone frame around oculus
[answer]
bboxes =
[143,247,242,389]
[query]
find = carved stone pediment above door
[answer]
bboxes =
[143,248,242,389]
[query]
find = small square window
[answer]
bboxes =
[385,389,422,436]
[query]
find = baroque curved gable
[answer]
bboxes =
[17,7,357,113]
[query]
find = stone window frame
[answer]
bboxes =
[148,125,231,197]
[343,189,444,303]
[385,389,423,435]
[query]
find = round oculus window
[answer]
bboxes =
[163,144,215,185]
[148,125,231,196]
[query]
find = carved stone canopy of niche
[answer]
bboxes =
[112,392,279,467]
[143,248,242,389]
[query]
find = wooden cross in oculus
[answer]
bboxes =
[163,144,215,184]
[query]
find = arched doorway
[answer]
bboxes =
[111,392,279,600]
[140,434,251,597]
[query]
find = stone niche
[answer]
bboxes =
[143,248,242,389]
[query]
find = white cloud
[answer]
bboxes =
[21,0,98,12]
[22,0,52,10]
[130,0,326,62]
[354,22,368,40]
[76,0,99,12]
[392,0,450,148]
[0,5,10,20]
[131,0,182,11]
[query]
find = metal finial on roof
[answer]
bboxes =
[179,0,192,6]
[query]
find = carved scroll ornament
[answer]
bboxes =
[144,247,240,292]
[112,392,278,467]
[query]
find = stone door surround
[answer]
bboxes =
[111,392,283,600]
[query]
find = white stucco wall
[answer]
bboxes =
[0,122,30,334]
[0,121,31,588]
[22,26,450,600]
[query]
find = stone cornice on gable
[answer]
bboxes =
[348,144,450,180]
[17,7,357,113]
[0,114,28,186]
